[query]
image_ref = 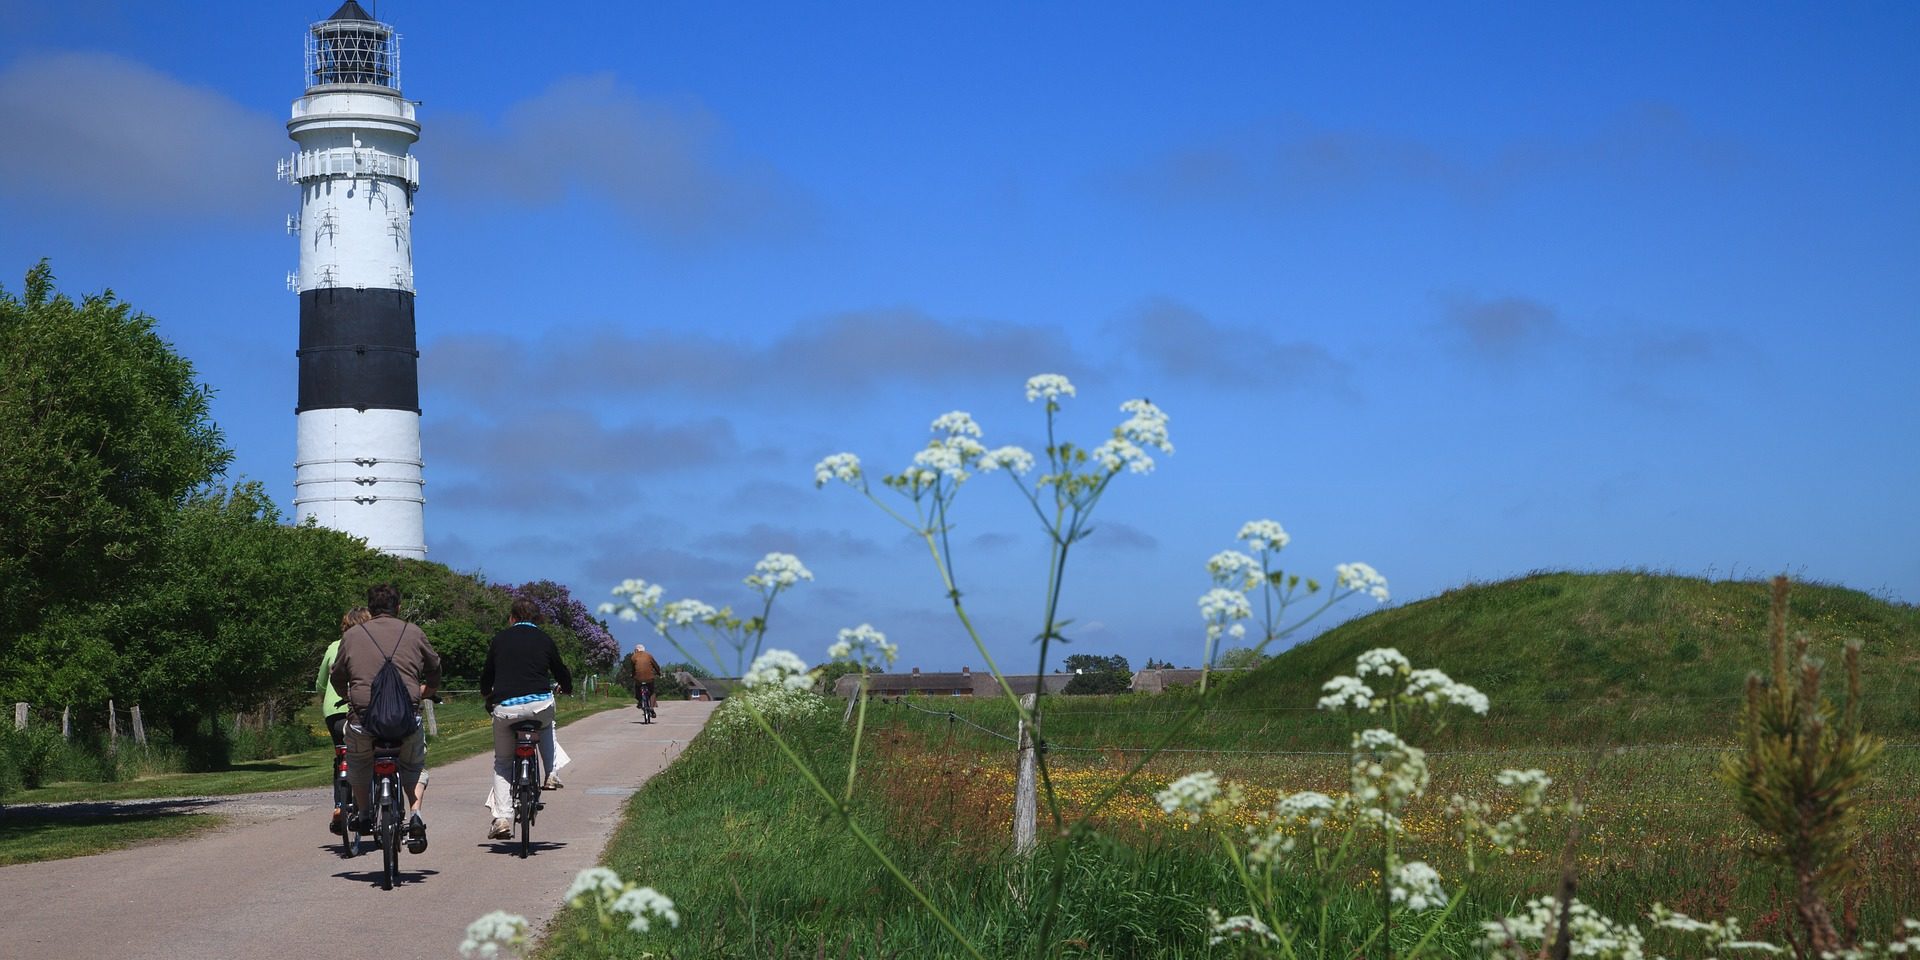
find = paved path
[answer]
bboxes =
[0,700,713,960]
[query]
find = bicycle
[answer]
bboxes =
[637,681,657,724]
[332,741,361,859]
[508,719,545,859]
[368,737,411,889]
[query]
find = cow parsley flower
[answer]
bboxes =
[1337,561,1390,602]
[1405,667,1490,715]
[1392,861,1447,912]
[743,649,813,692]
[609,886,681,933]
[1237,518,1290,552]
[1208,909,1280,946]
[1092,436,1153,474]
[912,443,972,483]
[827,623,897,669]
[1157,771,1241,823]
[1354,647,1411,679]
[659,598,717,631]
[746,552,813,592]
[459,911,530,959]
[565,867,626,904]
[1025,373,1076,402]
[813,452,863,488]
[1483,897,1647,960]
[929,410,983,438]
[1198,587,1253,643]
[1118,398,1173,453]
[1206,550,1263,591]
[1351,728,1429,808]
[979,445,1035,475]
[1318,674,1376,712]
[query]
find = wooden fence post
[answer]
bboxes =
[12,702,25,731]
[1013,693,1038,856]
[423,697,438,737]
[131,705,148,746]
[61,705,71,740]
[107,699,119,751]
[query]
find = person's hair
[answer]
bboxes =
[366,583,401,617]
[510,598,542,624]
[338,606,372,632]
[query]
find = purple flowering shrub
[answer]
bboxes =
[498,580,621,674]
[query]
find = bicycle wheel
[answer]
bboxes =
[379,784,399,890]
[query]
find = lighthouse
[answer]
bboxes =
[282,1,426,559]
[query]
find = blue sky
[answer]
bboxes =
[4,2,1915,675]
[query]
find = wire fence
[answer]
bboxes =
[880,695,1920,758]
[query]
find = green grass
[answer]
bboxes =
[544,573,1920,958]
[0,812,227,865]
[10,689,632,805]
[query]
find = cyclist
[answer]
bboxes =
[629,643,663,719]
[316,606,372,835]
[480,599,573,840]
[329,583,440,855]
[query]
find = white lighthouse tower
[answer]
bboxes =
[282,1,426,559]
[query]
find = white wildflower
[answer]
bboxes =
[1483,897,1647,960]
[459,911,530,959]
[1237,518,1290,552]
[829,623,897,669]
[1275,790,1335,825]
[929,410,983,438]
[1351,728,1429,808]
[746,552,813,590]
[1405,667,1490,715]
[1025,373,1076,402]
[564,867,626,905]
[1318,675,1376,712]
[1156,771,1228,823]
[659,598,717,630]
[1118,398,1173,453]
[742,649,813,692]
[1208,909,1280,946]
[1392,861,1447,912]
[1206,550,1263,591]
[1092,435,1153,474]
[1354,647,1411,679]
[813,452,863,488]
[609,886,681,933]
[912,443,971,483]
[1337,561,1390,602]
[978,445,1035,475]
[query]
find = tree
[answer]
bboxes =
[1214,647,1270,671]
[1062,652,1133,695]
[0,262,231,650]
[17,482,372,740]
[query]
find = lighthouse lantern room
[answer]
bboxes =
[283,1,426,559]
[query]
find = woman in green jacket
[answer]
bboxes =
[317,606,371,832]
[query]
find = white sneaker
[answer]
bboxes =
[488,818,513,839]
[543,773,563,790]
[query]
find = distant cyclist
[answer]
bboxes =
[480,599,573,840]
[316,605,372,835]
[629,643,664,720]
[329,584,440,854]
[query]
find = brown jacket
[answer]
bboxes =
[330,616,442,718]
[629,649,663,683]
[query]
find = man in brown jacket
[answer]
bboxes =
[629,643,663,721]
[330,582,441,853]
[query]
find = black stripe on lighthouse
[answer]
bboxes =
[296,287,420,413]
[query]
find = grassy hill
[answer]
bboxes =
[1220,570,1920,741]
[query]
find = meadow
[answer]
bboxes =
[540,572,1920,958]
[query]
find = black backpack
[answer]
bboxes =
[359,624,417,741]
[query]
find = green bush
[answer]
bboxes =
[0,725,66,794]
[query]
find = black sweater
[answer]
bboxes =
[480,624,573,707]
